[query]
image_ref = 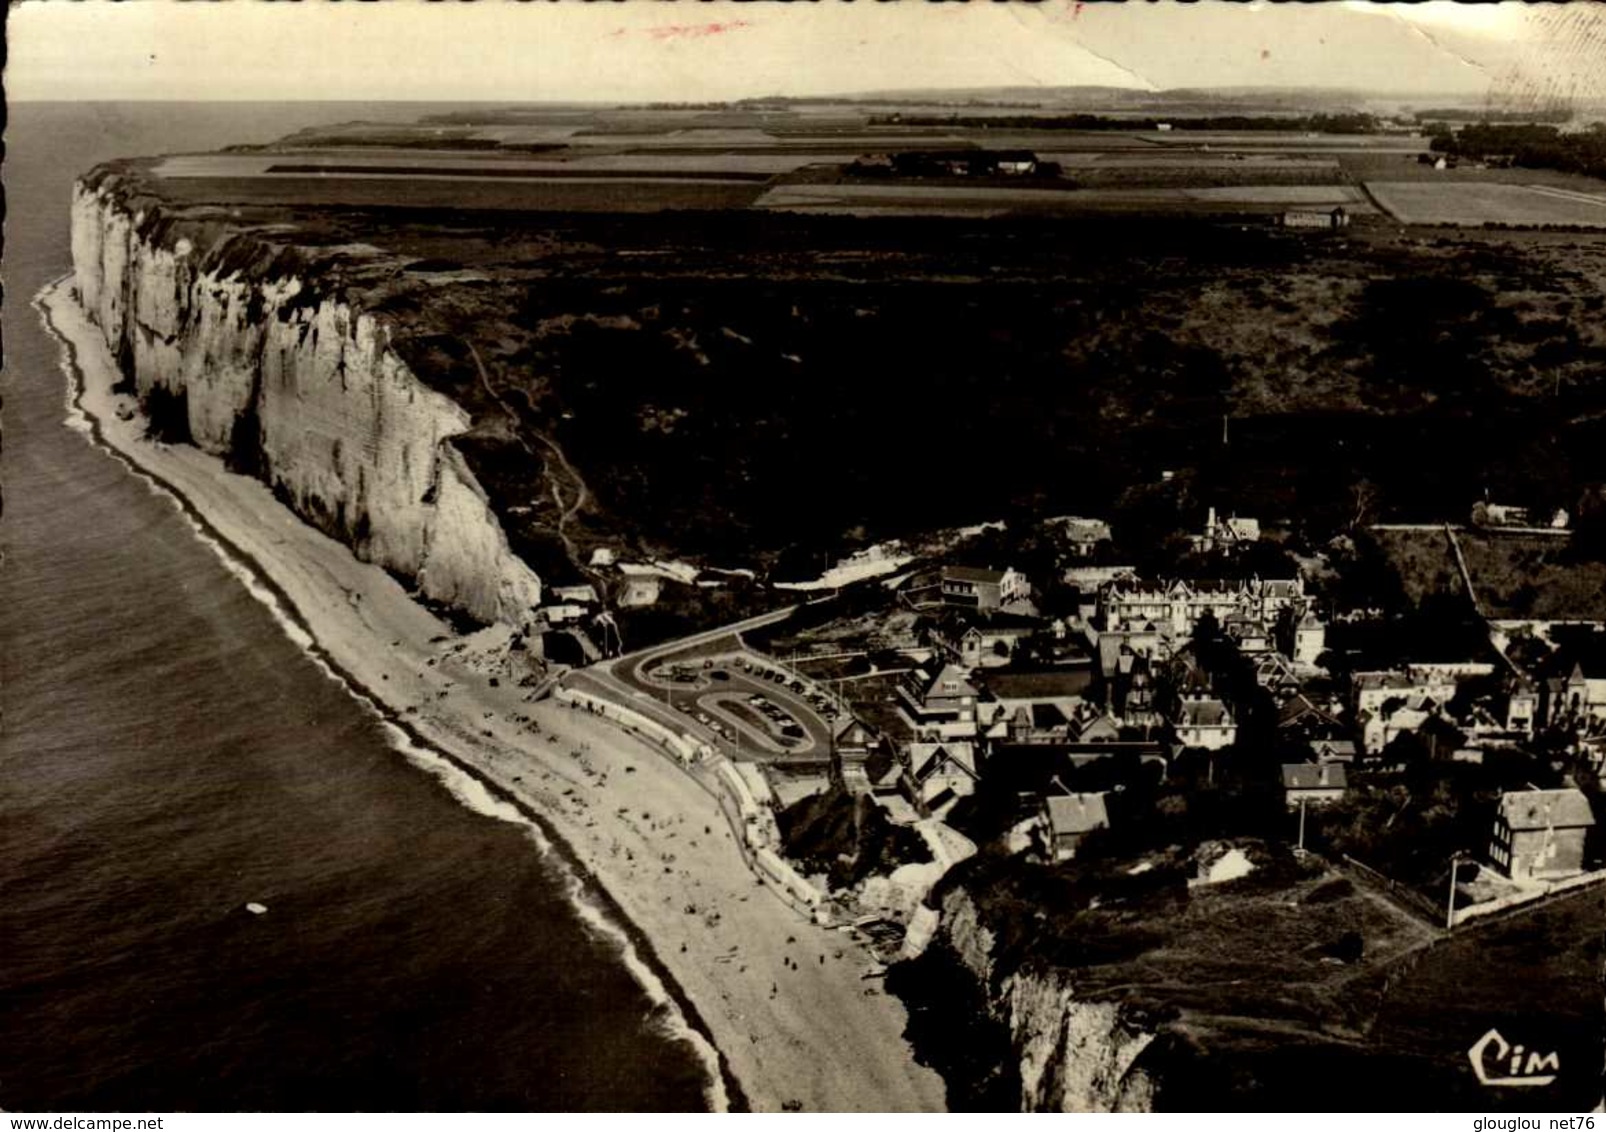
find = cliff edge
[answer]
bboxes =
[70,168,544,628]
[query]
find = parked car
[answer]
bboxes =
[711,670,730,681]
[789,680,806,693]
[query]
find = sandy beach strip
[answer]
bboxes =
[36,276,947,1114]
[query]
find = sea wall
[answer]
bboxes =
[70,176,543,626]
[921,885,1160,1112]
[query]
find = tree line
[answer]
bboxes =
[1429,121,1606,179]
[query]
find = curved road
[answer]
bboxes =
[569,604,845,766]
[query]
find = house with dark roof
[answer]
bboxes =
[833,719,884,793]
[1278,692,1348,742]
[1281,762,1348,808]
[900,564,1031,612]
[1223,611,1272,654]
[926,609,1040,669]
[1043,792,1110,860]
[1253,650,1302,696]
[1097,627,1167,680]
[1490,788,1595,881]
[939,565,1030,611]
[1311,737,1357,763]
[895,663,984,740]
[905,741,980,815]
[1107,648,1161,726]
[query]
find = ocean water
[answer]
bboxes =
[0,102,712,1112]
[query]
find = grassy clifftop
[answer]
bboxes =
[86,157,1606,588]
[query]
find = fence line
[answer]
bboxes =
[1338,854,1446,926]
[1452,867,1606,929]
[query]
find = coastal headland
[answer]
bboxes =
[37,276,947,1114]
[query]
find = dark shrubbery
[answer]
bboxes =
[778,786,931,890]
[1432,122,1606,180]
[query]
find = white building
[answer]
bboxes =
[1172,693,1237,750]
[1293,613,1327,666]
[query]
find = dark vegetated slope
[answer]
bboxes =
[1370,525,1606,620]
[96,155,1606,575]
[471,219,1606,562]
[778,785,930,890]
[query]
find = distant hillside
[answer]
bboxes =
[841,84,1441,112]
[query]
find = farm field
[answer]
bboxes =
[158,150,831,177]
[1051,153,1341,168]
[1336,149,1606,190]
[754,180,1368,216]
[1366,181,1606,227]
[150,174,770,212]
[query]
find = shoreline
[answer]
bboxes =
[35,275,947,1114]
[33,275,742,1114]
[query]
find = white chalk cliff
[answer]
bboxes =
[71,176,543,626]
[934,885,1159,1112]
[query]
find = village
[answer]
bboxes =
[539,496,1606,966]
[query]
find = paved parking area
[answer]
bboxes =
[615,639,840,765]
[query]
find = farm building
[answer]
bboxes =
[1489,788,1595,882]
[1280,206,1351,230]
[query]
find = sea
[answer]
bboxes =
[0,102,713,1112]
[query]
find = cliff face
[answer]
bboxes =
[70,176,543,626]
[923,886,1159,1113]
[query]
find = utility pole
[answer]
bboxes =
[1297,796,1307,853]
[1446,855,1461,931]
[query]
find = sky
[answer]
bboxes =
[7,0,1605,106]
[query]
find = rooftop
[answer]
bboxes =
[983,668,1095,702]
[1045,792,1111,836]
[1282,763,1348,791]
[943,565,1008,586]
[1498,788,1595,831]
[1176,696,1232,728]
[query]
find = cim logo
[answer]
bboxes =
[1468,1029,1560,1087]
